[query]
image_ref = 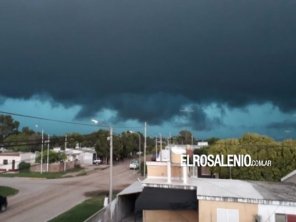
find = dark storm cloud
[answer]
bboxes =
[173,105,223,131]
[267,120,296,130]
[1,0,296,129]
[77,93,190,124]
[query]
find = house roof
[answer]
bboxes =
[0,152,20,157]
[281,169,296,182]
[141,177,296,206]
[135,187,197,212]
[118,181,143,196]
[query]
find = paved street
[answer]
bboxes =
[0,160,139,222]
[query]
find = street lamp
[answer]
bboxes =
[129,131,141,172]
[91,119,113,216]
[46,134,50,172]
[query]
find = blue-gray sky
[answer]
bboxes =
[1,0,296,139]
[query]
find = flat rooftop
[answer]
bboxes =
[139,177,296,206]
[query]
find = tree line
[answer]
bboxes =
[196,133,296,181]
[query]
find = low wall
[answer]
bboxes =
[143,210,198,222]
[84,198,117,222]
[30,161,75,173]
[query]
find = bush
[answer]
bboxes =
[18,161,30,171]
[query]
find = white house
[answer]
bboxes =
[53,146,97,166]
[0,152,36,171]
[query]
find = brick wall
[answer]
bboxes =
[30,161,76,172]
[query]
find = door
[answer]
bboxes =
[12,160,15,170]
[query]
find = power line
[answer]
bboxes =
[0,110,142,130]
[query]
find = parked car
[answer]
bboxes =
[129,159,139,170]
[93,159,102,165]
[0,195,7,212]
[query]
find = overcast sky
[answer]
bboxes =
[1,0,296,139]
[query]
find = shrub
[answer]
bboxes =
[18,161,30,171]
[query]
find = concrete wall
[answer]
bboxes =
[258,204,296,222]
[147,164,183,179]
[0,155,20,171]
[30,161,75,172]
[147,164,167,177]
[20,152,36,164]
[0,152,35,171]
[171,165,182,178]
[199,200,257,222]
[78,152,94,165]
[171,151,183,164]
[143,210,198,222]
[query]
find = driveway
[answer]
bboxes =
[0,159,139,222]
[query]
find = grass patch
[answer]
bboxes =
[0,171,66,179]
[0,166,84,179]
[49,195,104,222]
[0,186,19,197]
[76,170,87,176]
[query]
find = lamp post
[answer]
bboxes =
[91,119,113,219]
[46,134,50,172]
[144,122,147,178]
[129,131,141,172]
[107,127,113,206]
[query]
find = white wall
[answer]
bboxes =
[20,152,36,164]
[0,155,21,171]
[0,153,36,171]
[258,204,296,222]
[79,152,94,165]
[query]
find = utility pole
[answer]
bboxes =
[64,135,67,150]
[64,135,67,172]
[41,129,44,174]
[47,134,50,172]
[109,127,113,220]
[144,122,147,178]
[155,137,158,161]
[138,134,141,172]
[160,134,162,161]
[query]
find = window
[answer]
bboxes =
[276,214,296,222]
[3,159,8,165]
[217,208,239,222]
[276,214,286,222]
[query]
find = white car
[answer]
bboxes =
[129,160,139,170]
[93,159,102,165]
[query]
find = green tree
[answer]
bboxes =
[95,130,110,162]
[36,150,66,163]
[208,133,296,181]
[176,130,194,144]
[0,115,19,142]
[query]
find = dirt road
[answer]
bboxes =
[0,160,139,222]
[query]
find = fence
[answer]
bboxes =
[30,161,76,172]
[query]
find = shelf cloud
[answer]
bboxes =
[1,0,296,131]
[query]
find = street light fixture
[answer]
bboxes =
[129,131,141,172]
[91,118,113,219]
